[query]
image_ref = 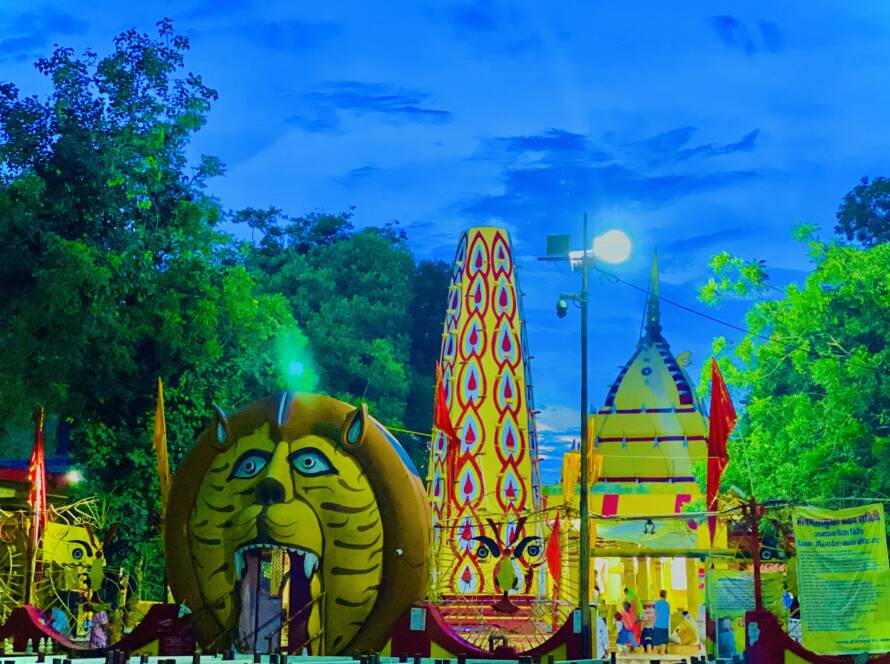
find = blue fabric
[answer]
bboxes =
[654,599,671,629]
[617,628,638,647]
[719,629,737,657]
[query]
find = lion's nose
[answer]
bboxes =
[255,477,286,505]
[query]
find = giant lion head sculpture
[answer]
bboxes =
[165,393,430,655]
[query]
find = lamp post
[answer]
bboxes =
[542,214,631,659]
[578,213,592,660]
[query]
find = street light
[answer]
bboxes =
[541,214,632,659]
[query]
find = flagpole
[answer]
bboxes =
[25,406,46,606]
[152,377,172,601]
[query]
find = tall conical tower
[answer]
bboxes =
[428,227,542,602]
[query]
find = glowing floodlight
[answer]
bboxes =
[593,230,632,264]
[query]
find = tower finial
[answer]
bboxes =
[644,251,661,339]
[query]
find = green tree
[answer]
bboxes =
[0,21,296,596]
[835,176,890,247]
[698,226,890,506]
[237,209,450,474]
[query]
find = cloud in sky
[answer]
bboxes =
[463,160,760,222]
[0,9,87,61]
[286,81,453,133]
[336,165,381,187]
[448,0,542,55]
[623,127,760,166]
[490,128,588,154]
[191,18,340,52]
[459,126,764,232]
[710,15,785,55]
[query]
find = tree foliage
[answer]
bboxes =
[235,207,449,473]
[0,20,301,596]
[835,176,890,247]
[0,21,449,596]
[698,224,890,506]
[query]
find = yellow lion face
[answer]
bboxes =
[167,393,430,656]
[189,424,384,653]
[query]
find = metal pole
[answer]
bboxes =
[578,212,592,658]
[751,498,764,610]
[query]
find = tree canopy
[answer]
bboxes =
[835,176,890,247]
[0,21,448,597]
[699,224,890,506]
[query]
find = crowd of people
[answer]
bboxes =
[595,586,703,658]
[41,595,145,648]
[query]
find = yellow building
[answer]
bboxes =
[556,255,726,630]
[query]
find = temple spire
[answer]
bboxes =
[644,251,661,339]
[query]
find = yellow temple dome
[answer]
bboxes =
[589,253,708,513]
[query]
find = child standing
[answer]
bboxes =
[617,603,640,653]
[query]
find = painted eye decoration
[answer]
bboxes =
[471,535,501,559]
[513,535,543,558]
[71,547,84,560]
[289,447,336,477]
[229,451,272,480]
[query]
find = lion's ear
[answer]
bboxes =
[212,405,232,449]
[341,403,368,447]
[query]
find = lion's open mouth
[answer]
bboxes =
[234,542,321,654]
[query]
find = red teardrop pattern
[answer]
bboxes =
[461,522,473,541]
[474,285,482,304]
[469,327,478,345]
[504,378,513,399]
[501,331,512,353]
[506,429,515,451]
[474,251,483,268]
[463,474,474,496]
[505,482,516,500]
[499,288,508,307]
[465,424,476,444]
[461,566,473,583]
[467,372,477,391]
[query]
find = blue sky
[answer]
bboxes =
[4,1,890,483]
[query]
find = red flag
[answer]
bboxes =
[29,407,47,554]
[545,513,561,581]
[707,358,737,545]
[434,362,459,495]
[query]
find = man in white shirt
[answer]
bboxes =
[595,611,610,660]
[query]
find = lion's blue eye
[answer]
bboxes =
[289,448,335,477]
[229,451,272,479]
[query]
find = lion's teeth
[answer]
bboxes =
[304,552,318,578]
